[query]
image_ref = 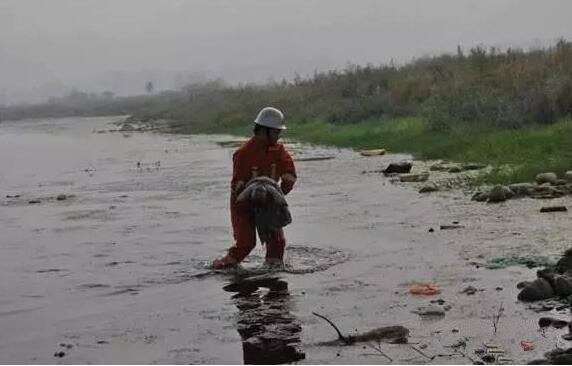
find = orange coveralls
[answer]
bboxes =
[228,137,297,263]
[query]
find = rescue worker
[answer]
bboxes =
[212,107,297,269]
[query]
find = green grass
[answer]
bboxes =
[3,40,572,186]
[284,117,572,185]
[463,120,572,184]
[171,115,572,185]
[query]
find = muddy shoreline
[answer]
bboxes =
[1,116,572,364]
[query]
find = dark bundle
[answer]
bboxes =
[236,176,292,244]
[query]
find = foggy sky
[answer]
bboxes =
[1,0,572,104]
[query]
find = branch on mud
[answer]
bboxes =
[410,345,458,364]
[367,339,393,363]
[312,312,351,344]
[313,311,410,347]
[492,302,504,334]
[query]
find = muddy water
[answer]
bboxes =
[1,116,572,364]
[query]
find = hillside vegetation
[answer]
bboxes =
[2,40,572,183]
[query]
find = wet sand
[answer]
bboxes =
[1,116,572,364]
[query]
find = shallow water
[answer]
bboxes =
[1,116,572,364]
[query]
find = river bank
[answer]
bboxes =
[141,114,572,187]
[1,116,572,364]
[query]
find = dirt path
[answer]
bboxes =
[1,116,570,364]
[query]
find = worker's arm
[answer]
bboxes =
[278,145,297,195]
[231,150,250,200]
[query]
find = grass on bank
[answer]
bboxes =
[3,40,572,186]
[190,116,572,185]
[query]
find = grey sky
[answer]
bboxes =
[1,0,572,103]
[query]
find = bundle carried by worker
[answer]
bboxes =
[236,176,292,245]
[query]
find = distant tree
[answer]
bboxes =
[145,81,154,94]
[456,45,464,59]
[102,91,115,99]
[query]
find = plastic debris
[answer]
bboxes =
[409,283,441,296]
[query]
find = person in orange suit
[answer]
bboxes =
[212,107,297,269]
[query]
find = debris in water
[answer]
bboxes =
[412,305,446,317]
[538,317,569,329]
[294,156,336,162]
[359,149,386,157]
[409,283,441,296]
[312,312,409,345]
[460,286,483,295]
[448,337,468,349]
[400,172,429,183]
[440,224,465,230]
[485,255,552,269]
[430,298,446,305]
[540,206,567,213]
[475,343,514,364]
[383,162,412,175]
[521,341,534,351]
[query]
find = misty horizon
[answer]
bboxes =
[2,0,572,105]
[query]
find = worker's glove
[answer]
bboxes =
[280,180,294,195]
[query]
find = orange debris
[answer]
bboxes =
[409,283,441,296]
[521,341,534,351]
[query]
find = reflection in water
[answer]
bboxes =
[223,275,305,364]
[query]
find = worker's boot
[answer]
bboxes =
[212,255,237,270]
[264,257,284,271]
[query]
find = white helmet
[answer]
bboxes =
[254,107,286,130]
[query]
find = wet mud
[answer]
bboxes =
[1,116,572,364]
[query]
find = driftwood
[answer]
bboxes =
[440,224,465,230]
[312,312,409,345]
[540,206,568,213]
[294,156,336,162]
